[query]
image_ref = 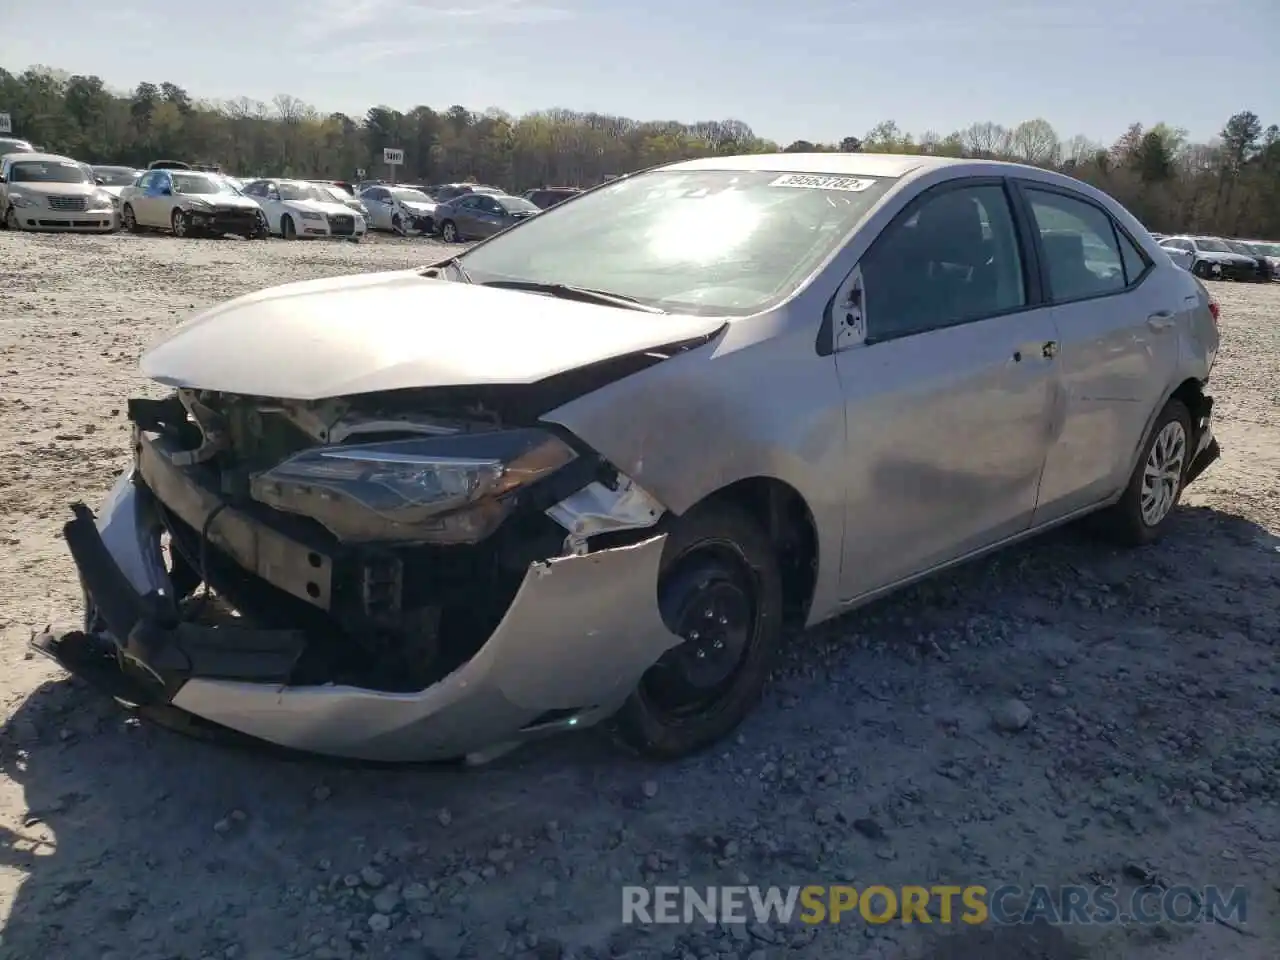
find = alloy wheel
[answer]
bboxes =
[1140,420,1187,527]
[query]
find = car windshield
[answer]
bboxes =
[1196,238,1232,253]
[0,138,36,154]
[1253,242,1280,256]
[171,172,233,195]
[277,182,326,201]
[1223,241,1253,255]
[457,169,896,316]
[8,159,92,184]
[92,167,137,186]
[391,188,431,203]
[498,196,540,214]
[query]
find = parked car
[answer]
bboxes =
[429,182,504,203]
[523,186,582,209]
[0,152,118,232]
[1158,235,1265,281]
[358,184,438,234]
[1221,239,1275,281]
[90,165,142,209]
[36,153,1222,765]
[0,137,37,156]
[119,168,266,238]
[1157,240,1195,272]
[239,178,367,241]
[1239,239,1280,278]
[308,182,370,219]
[435,192,541,242]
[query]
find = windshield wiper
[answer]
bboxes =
[479,279,666,313]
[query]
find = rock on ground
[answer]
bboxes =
[1,232,1278,960]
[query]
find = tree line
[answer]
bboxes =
[3,64,1279,239]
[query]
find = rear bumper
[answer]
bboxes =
[1185,397,1220,486]
[36,449,679,762]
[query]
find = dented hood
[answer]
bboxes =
[139,269,727,400]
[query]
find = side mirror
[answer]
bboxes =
[95,176,106,185]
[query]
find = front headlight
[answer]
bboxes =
[91,190,114,208]
[298,211,325,222]
[9,195,32,208]
[249,428,579,544]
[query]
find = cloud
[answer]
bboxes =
[300,0,573,51]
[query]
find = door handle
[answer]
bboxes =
[1147,311,1176,331]
[1042,340,1058,359]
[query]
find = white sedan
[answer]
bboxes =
[239,179,367,241]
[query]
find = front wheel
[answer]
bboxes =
[440,220,459,243]
[611,503,783,759]
[280,214,296,240]
[4,206,22,231]
[121,204,139,233]
[1100,399,1192,547]
[171,208,189,238]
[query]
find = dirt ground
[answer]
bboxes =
[0,231,1277,960]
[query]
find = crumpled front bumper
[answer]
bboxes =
[34,466,682,763]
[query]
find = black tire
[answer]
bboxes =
[391,213,404,236]
[121,204,139,233]
[4,205,20,231]
[611,502,784,759]
[280,214,296,240]
[440,220,459,243]
[171,207,189,238]
[1099,399,1193,547]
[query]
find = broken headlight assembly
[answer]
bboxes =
[248,428,578,544]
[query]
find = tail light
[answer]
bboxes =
[1208,299,1220,327]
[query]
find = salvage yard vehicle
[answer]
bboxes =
[119,168,267,239]
[1158,235,1264,281]
[1239,239,1280,277]
[37,153,1222,765]
[0,152,118,232]
[359,184,438,235]
[90,165,141,210]
[239,178,367,241]
[0,136,37,156]
[1221,239,1275,281]
[435,192,540,242]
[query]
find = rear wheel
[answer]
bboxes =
[1099,399,1192,547]
[612,503,783,759]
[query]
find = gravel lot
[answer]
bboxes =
[0,231,1277,960]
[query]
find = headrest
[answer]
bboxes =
[916,193,987,266]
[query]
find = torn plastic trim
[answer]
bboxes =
[168,534,680,762]
[546,474,666,555]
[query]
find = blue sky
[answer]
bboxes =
[1,0,1274,146]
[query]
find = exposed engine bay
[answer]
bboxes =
[126,387,666,695]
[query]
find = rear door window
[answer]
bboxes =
[1023,188,1127,302]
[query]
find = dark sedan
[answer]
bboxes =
[1222,239,1275,282]
[435,192,540,242]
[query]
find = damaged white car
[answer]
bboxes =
[37,154,1222,763]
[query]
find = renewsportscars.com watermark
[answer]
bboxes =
[622,884,1248,927]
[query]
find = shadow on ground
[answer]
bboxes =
[2,503,1277,959]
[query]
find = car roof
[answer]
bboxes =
[6,151,77,164]
[660,152,964,178]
